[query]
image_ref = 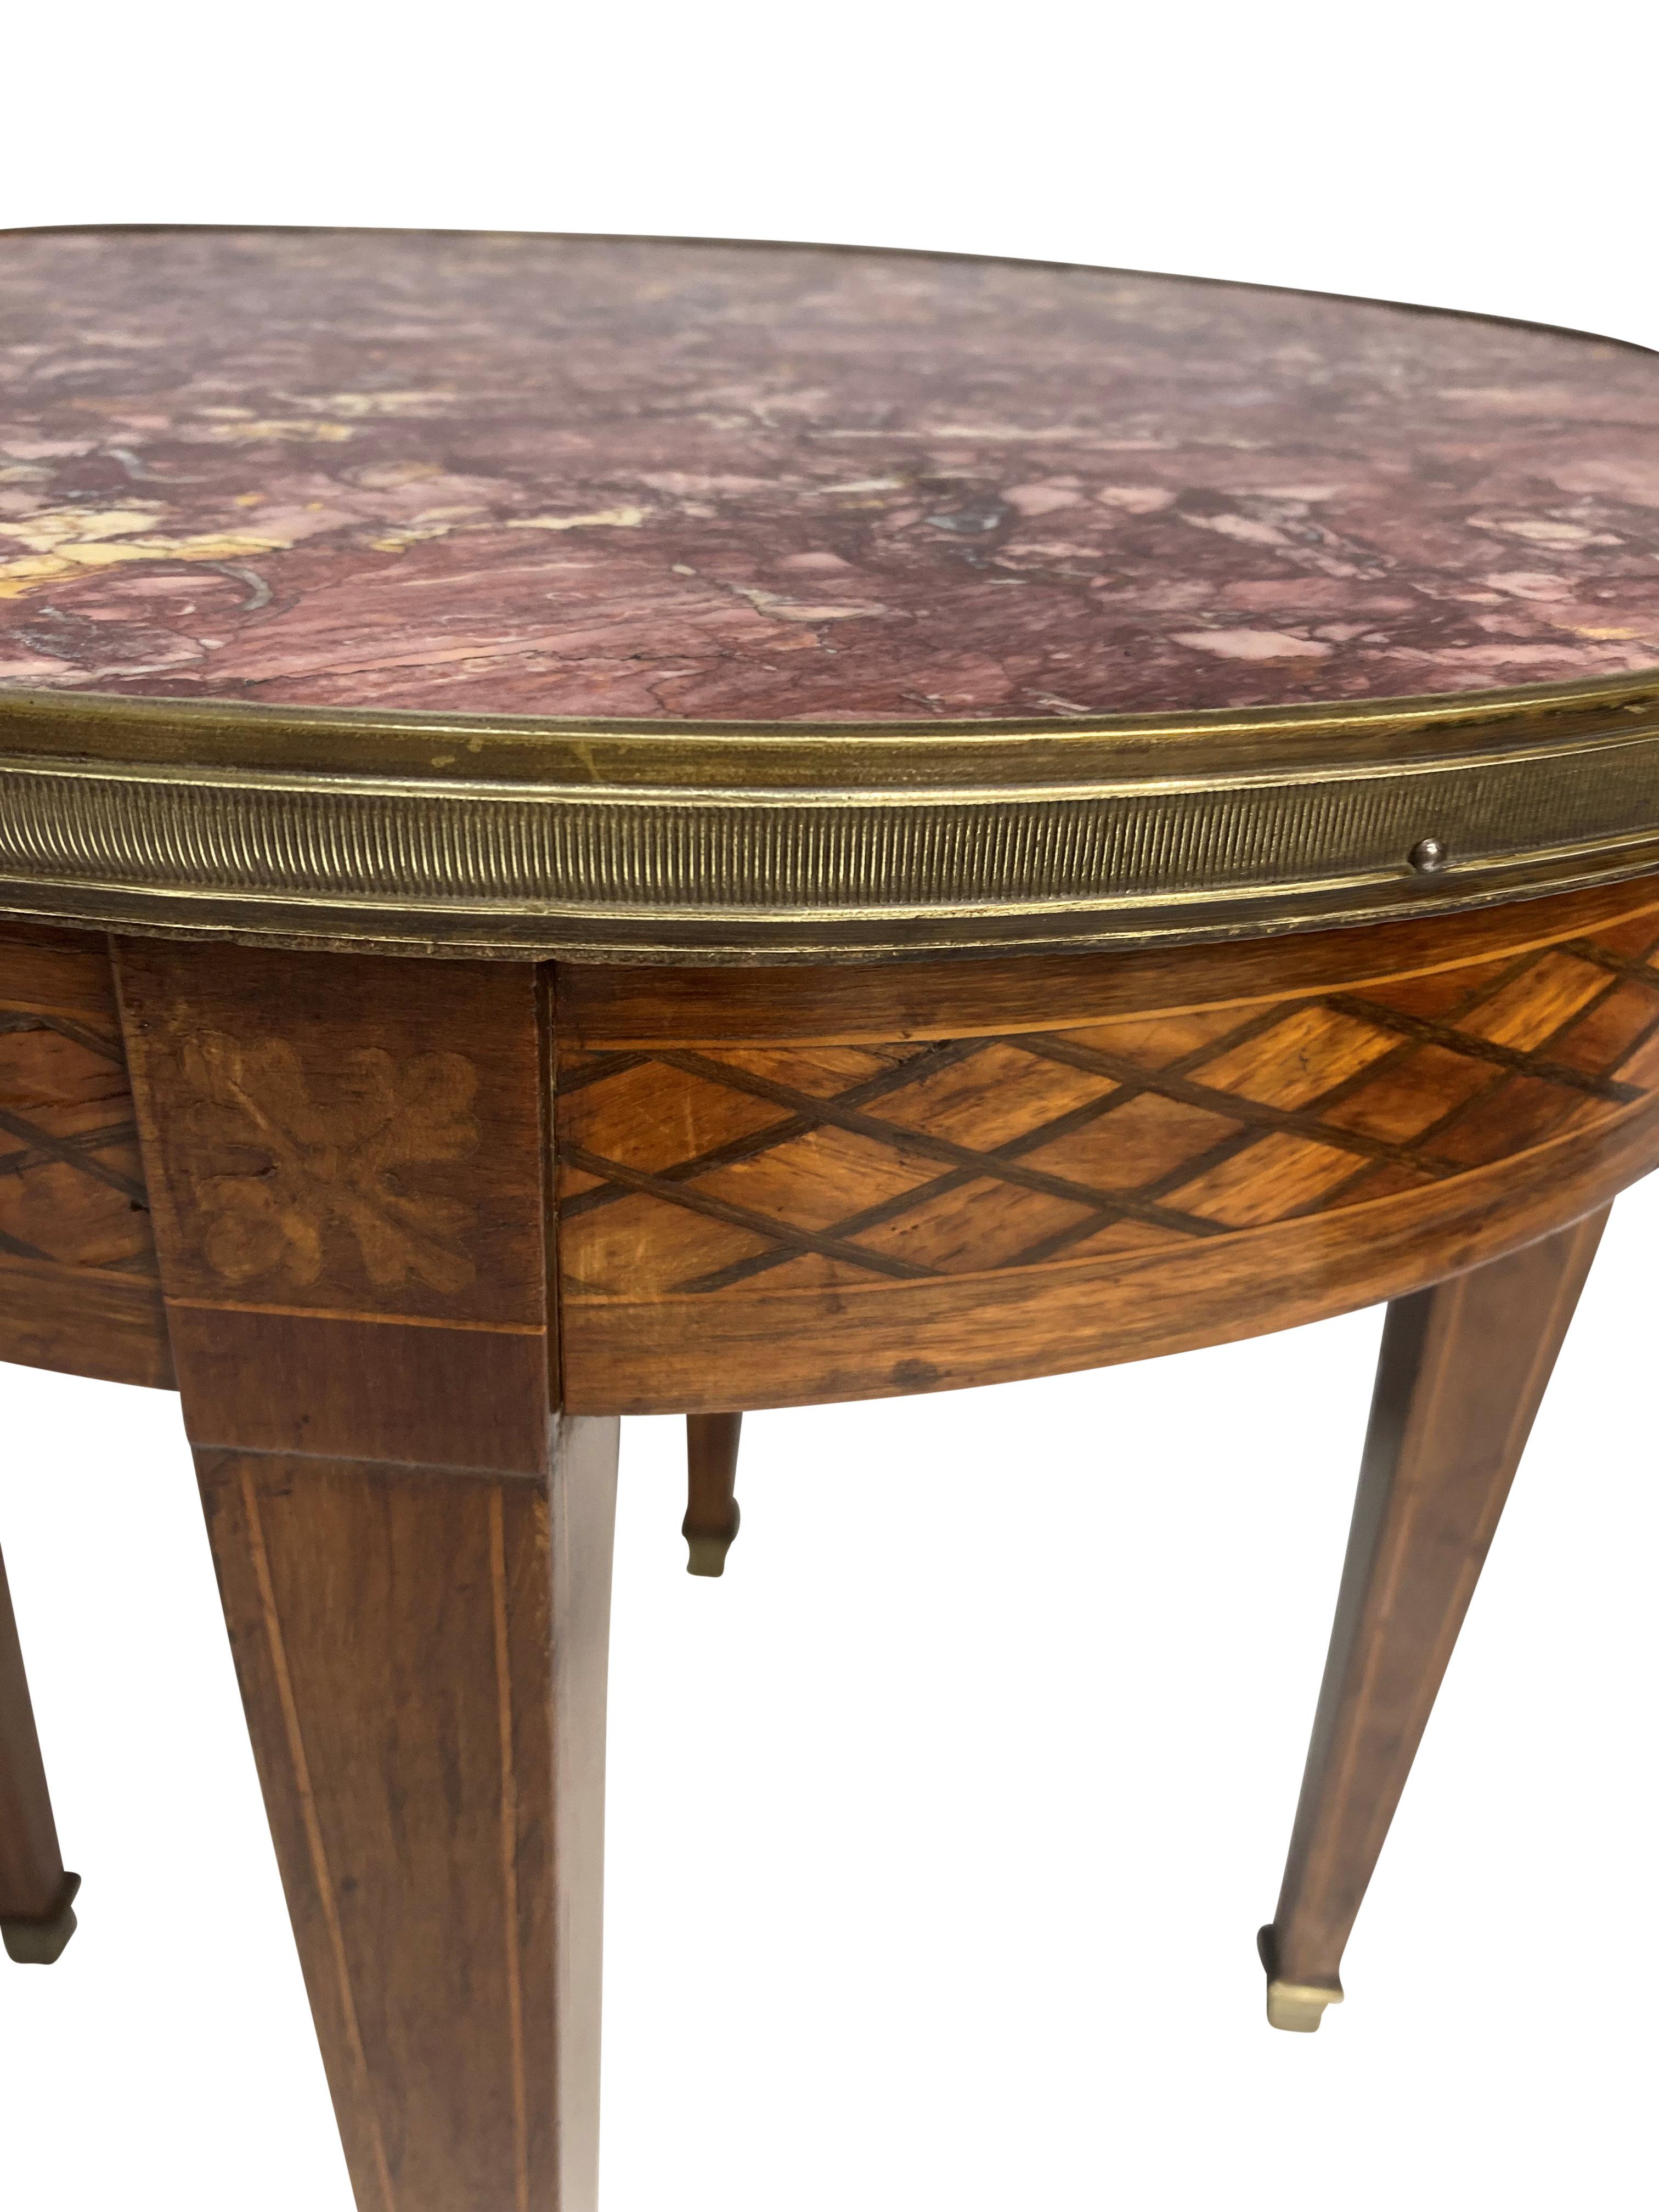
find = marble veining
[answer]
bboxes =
[1,227,1656,725]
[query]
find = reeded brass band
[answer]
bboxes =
[2,676,1658,959]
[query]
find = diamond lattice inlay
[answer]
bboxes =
[556,915,1659,1300]
[0,998,156,1279]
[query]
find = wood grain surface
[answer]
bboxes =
[115,938,617,2212]
[7,887,1659,1423]
[0,1540,71,1931]
[199,1421,618,2211]
[115,940,552,1470]
[558,876,1659,1048]
[557,885,1659,1410]
[1263,1210,1609,2025]
[0,919,170,1385]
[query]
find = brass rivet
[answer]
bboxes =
[1409,836,1448,874]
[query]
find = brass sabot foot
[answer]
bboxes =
[1258,1924,1343,2033]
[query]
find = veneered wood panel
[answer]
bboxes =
[0,920,126,1020]
[0,918,170,1387]
[560,1092,1659,1410]
[115,943,547,1329]
[115,941,554,1467]
[0,1251,170,1389]
[557,895,1659,1411]
[558,876,1659,1048]
[170,1309,552,1474]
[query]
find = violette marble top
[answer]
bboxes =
[2,226,1657,727]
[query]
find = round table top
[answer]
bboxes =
[1,227,1657,960]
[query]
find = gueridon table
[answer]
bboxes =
[2,227,1658,2210]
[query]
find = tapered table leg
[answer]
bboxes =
[684,1413,742,1577]
[116,940,619,2211]
[1262,1208,1609,2030]
[199,1421,618,2211]
[0,1544,79,1963]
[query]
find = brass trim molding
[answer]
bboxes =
[1,676,1658,959]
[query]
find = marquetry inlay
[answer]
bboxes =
[179,1036,482,1296]
[0,955,155,1283]
[556,907,1659,1300]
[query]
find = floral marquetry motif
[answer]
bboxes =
[180,1035,481,1295]
[113,942,550,1335]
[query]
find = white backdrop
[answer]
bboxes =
[2,6,1656,2207]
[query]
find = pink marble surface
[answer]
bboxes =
[1,227,1657,725]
